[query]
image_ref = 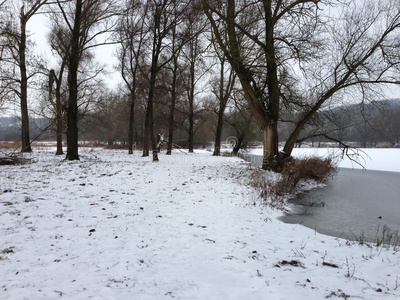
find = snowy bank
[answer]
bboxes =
[0,149,399,299]
[248,147,400,173]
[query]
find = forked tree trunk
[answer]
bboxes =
[65,0,83,161]
[19,8,32,153]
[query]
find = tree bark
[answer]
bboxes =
[213,106,224,156]
[188,59,195,153]
[19,7,32,153]
[167,25,178,155]
[65,0,83,161]
[213,59,232,156]
[143,11,160,161]
[262,0,280,169]
[55,64,65,156]
[232,133,245,155]
[55,86,64,156]
[128,90,135,154]
[262,124,277,170]
[143,101,150,156]
[166,67,177,155]
[213,61,225,156]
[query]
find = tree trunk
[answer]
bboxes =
[128,90,135,154]
[65,0,83,161]
[145,38,159,161]
[232,133,245,155]
[282,123,303,158]
[213,60,226,156]
[55,84,64,155]
[213,107,224,156]
[262,1,280,169]
[167,26,178,155]
[188,59,195,153]
[19,10,31,153]
[166,69,177,155]
[143,10,162,160]
[142,106,150,157]
[261,124,278,170]
[55,65,65,156]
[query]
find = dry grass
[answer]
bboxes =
[281,157,336,182]
[247,156,336,208]
[0,141,21,149]
[273,157,336,196]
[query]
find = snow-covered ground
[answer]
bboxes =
[1,148,399,299]
[248,147,400,172]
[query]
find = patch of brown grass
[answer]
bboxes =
[0,141,21,149]
[273,157,336,197]
[281,157,336,182]
[247,156,336,207]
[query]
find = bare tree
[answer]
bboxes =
[141,0,194,161]
[0,0,51,152]
[165,12,181,155]
[203,0,400,170]
[117,0,149,154]
[55,0,118,160]
[225,91,255,155]
[180,8,209,153]
[211,55,235,156]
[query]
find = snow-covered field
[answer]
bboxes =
[248,147,400,172]
[1,148,399,299]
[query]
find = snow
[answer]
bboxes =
[1,148,399,299]
[248,147,400,173]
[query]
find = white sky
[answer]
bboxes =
[26,4,400,101]
[30,13,121,90]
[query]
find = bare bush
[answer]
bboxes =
[247,156,336,207]
[0,153,29,166]
[282,157,336,182]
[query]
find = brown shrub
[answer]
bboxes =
[282,157,336,183]
[270,156,335,198]
[272,174,301,196]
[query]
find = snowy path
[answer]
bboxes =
[0,149,399,299]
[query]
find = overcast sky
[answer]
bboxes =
[28,5,400,101]
[30,13,121,90]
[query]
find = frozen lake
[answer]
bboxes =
[242,152,400,242]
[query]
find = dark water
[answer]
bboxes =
[242,154,400,241]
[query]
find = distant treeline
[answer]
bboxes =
[2,98,399,148]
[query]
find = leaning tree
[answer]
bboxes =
[203,0,400,170]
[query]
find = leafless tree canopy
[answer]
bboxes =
[203,0,400,169]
